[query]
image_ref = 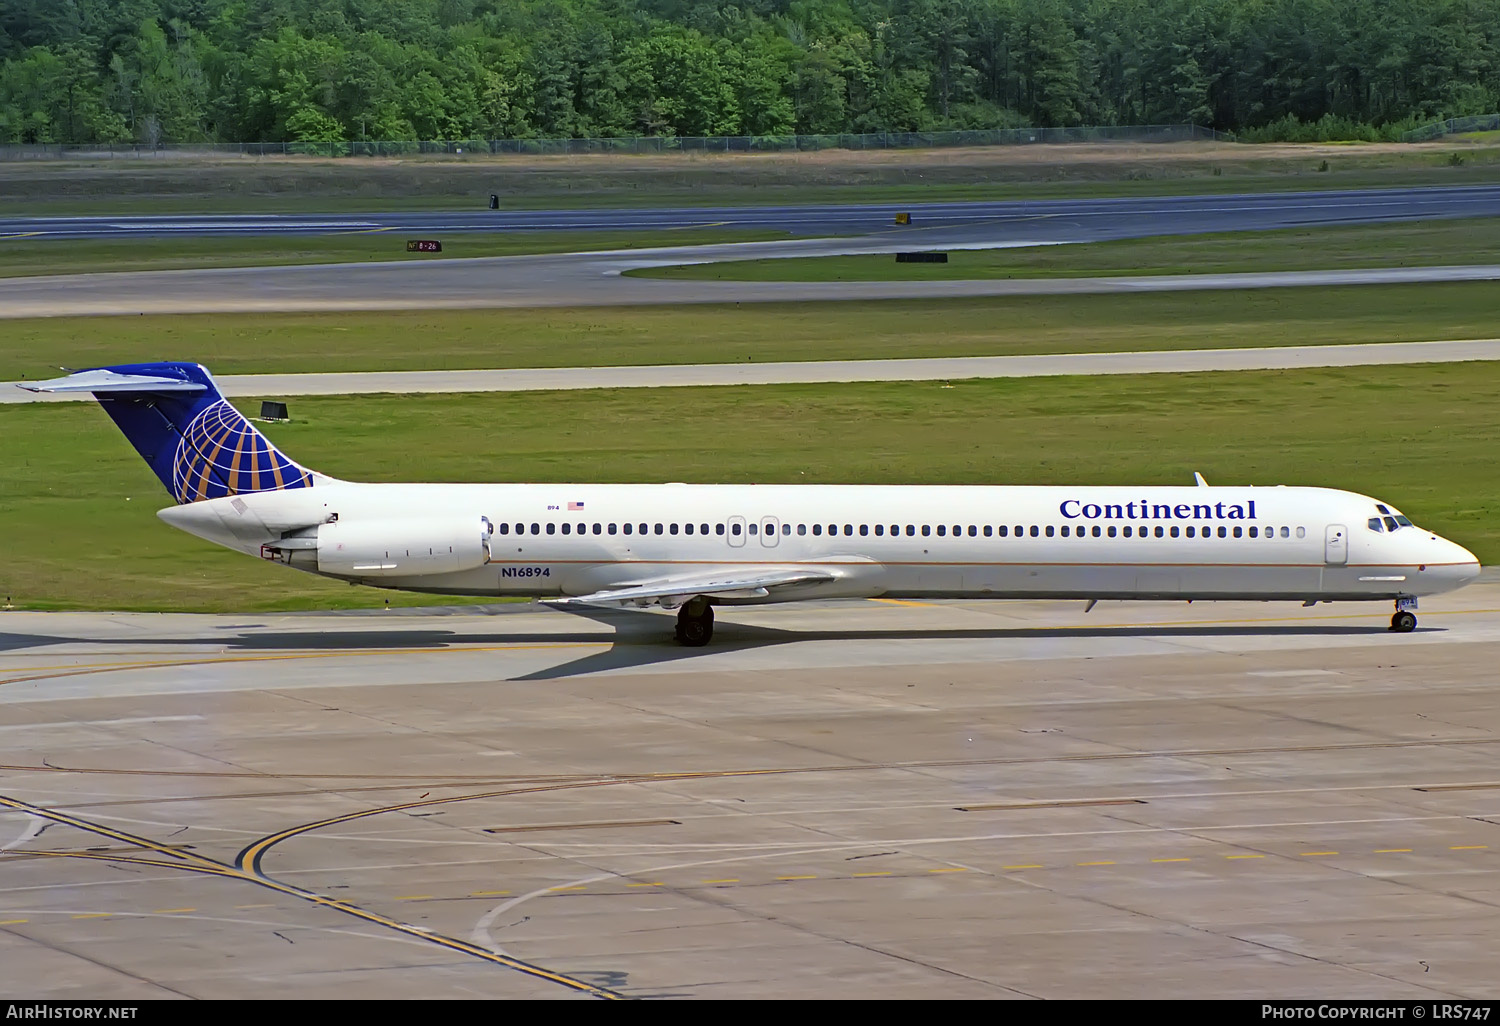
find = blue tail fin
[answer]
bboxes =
[22,362,319,504]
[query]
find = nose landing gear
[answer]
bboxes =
[1390,598,1417,633]
[675,598,714,647]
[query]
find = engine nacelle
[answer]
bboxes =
[316,516,493,578]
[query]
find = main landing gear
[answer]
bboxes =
[1389,598,1417,633]
[675,598,714,647]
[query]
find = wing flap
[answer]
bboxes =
[549,566,836,606]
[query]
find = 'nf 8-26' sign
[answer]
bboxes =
[406,239,442,252]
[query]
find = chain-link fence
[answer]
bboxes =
[1400,114,1500,142]
[0,124,1229,161]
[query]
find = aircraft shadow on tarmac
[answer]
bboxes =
[0,606,1419,682]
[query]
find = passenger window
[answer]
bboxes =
[798,524,807,536]
[715,523,725,536]
[1185,526,1194,538]
[1280,526,1289,538]
[655,524,664,535]
[531,523,540,534]
[1060,525,1069,537]
[983,526,992,537]
[498,523,510,535]
[731,523,741,536]
[1123,526,1132,538]
[561,523,571,535]
[937,525,946,536]
[1092,525,1101,537]
[1218,526,1227,538]
[1233,526,1242,538]
[874,524,884,536]
[1029,525,1039,537]
[1248,526,1257,538]
[952,525,961,536]
[968,525,977,536]
[1296,527,1306,538]
[784,523,791,534]
[701,524,709,534]
[1155,526,1164,538]
[859,525,869,536]
[623,523,633,535]
[921,525,931,537]
[997,525,1008,537]
[639,523,647,534]
[1107,526,1116,537]
[748,523,757,535]
[593,523,602,535]
[1170,526,1179,538]
[813,524,822,536]
[669,524,678,535]
[844,525,854,536]
[1045,525,1054,537]
[684,523,693,535]
[608,523,617,535]
[906,525,916,536]
[546,523,556,535]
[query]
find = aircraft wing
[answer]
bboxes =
[548,566,836,606]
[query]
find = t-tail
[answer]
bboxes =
[20,362,328,503]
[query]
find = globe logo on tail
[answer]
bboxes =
[171,400,313,504]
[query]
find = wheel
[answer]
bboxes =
[1390,610,1417,633]
[675,603,714,647]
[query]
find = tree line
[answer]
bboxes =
[2,0,1497,145]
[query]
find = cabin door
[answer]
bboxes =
[1324,524,1348,565]
[727,516,746,548]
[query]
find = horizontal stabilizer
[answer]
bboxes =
[549,566,836,606]
[18,369,207,394]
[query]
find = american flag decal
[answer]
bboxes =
[568,501,584,510]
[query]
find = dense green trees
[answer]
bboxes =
[1,0,1496,144]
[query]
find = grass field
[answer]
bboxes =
[5,282,1500,382]
[2,141,1497,215]
[633,217,1500,281]
[0,227,790,278]
[2,362,1495,612]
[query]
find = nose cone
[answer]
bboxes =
[1433,536,1481,590]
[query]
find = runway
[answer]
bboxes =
[5,185,1498,241]
[2,582,1498,998]
[9,338,1500,403]
[4,185,1500,318]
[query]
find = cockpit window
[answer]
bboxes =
[1368,517,1384,532]
[1395,515,1412,527]
[1383,516,1399,532]
[1376,504,1391,514]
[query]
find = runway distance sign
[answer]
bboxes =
[406,240,442,252]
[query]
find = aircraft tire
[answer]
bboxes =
[676,605,714,647]
[1391,611,1417,633]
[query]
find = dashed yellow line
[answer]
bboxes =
[701,878,739,884]
[548,885,586,892]
[626,882,663,888]
[469,890,511,897]
[853,871,892,877]
[1077,861,1115,867]
[1225,854,1265,860]
[235,904,274,910]
[1452,845,1489,850]
[1152,857,1192,863]
[928,867,967,873]
[0,919,29,925]
[1374,849,1413,854]
[153,907,196,914]
[871,598,937,608]
[1003,864,1043,870]
[1301,851,1340,856]
[776,875,817,881]
[71,913,112,919]
[395,895,434,901]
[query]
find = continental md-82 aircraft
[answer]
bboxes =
[25,362,1481,645]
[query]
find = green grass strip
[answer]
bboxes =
[2,363,1494,612]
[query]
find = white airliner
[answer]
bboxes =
[24,362,1480,645]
